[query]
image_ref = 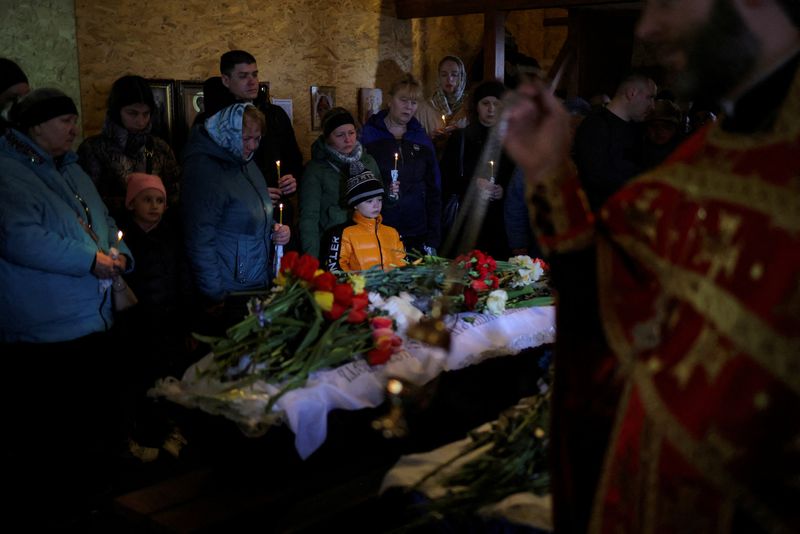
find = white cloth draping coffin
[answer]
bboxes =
[151,306,555,459]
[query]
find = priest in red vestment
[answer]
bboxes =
[502,1,800,532]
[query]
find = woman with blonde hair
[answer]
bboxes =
[361,74,441,254]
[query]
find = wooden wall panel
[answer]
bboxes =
[508,8,568,73]
[0,0,82,136]
[74,0,412,159]
[73,0,565,159]
[410,9,567,99]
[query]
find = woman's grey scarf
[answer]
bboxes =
[324,141,365,176]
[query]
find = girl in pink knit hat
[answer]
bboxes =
[121,172,192,461]
[126,172,167,232]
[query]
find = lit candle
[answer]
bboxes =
[111,230,123,259]
[441,114,446,124]
[489,160,495,184]
[393,152,398,171]
[275,160,281,179]
[278,203,283,226]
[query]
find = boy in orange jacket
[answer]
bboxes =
[324,169,405,271]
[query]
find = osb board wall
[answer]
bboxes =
[75,0,412,160]
[74,0,566,161]
[411,9,568,97]
[0,0,83,137]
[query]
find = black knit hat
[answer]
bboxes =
[345,169,384,207]
[470,80,505,115]
[322,107,356,138]
[107,75,156,125]
[10,88,78,130]
[0,58,28,94]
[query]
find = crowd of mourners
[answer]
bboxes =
[6,1,797,530]
[0,49,716,527]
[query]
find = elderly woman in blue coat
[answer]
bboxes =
[0,88,134,524]
[0,88,133,343]
[182,103,290,329]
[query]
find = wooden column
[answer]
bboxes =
[483,8,506,82]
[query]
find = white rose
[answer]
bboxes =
[485,289,508,315]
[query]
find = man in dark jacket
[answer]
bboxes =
[572,72,656,211]
[204,50,304,248]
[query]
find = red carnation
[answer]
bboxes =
[463,287,478,309]
[470,278,489,292]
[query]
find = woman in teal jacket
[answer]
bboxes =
[0,88,133,525]
[299,107,383,259]
[0,88,132,343]
[182,103,290,313]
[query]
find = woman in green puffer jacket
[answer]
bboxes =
[298,108,384,259]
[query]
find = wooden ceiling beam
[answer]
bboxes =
[395,0,636,19]
[483,8,507,81]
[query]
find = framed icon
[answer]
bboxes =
[310,85,336,131]
[144,78,176,145]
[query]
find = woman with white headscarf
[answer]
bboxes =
[416,55,470,150]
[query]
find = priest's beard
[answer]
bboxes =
[670,0,761,102]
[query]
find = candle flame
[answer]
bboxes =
[117,230,123,241]
[279,203,284,210]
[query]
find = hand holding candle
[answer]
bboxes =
[110,230,122,261]
[389,153,400,201]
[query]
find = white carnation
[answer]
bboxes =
[485,289,508,315]
[509,255,544,287]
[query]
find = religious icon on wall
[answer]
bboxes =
[177,80,204,131]
[358,88,382,126]
[144,78,176,145]
[271,98,293,124]
[310,85,336,131]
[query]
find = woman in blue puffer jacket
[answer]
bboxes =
[182,103,290,329]
[361,74,442,255]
